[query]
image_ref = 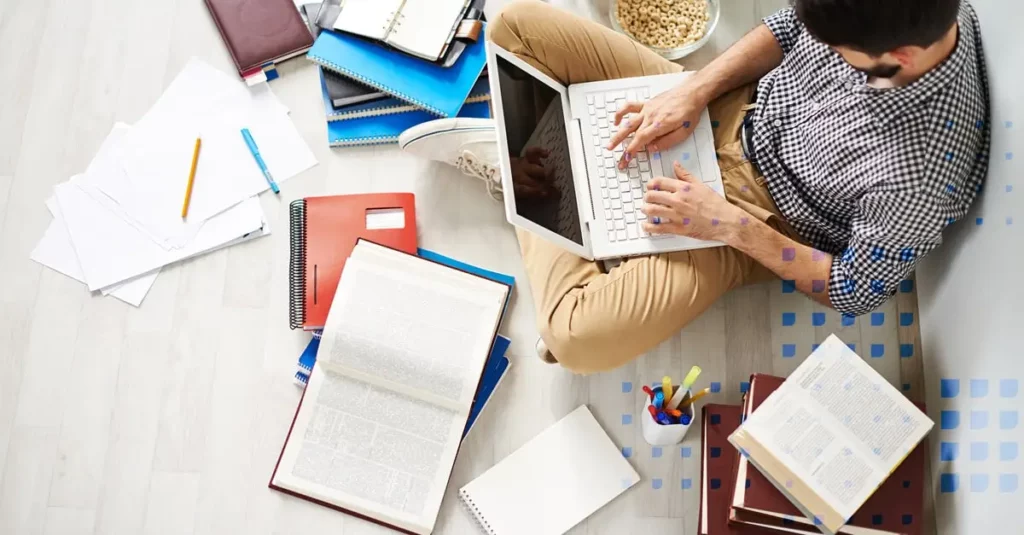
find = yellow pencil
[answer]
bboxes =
[679,387,711,409]
[181,137,201,219]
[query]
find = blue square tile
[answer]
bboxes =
[900,279,914,293]
[902,383,912,391]
[652,447,663,458]
[971,379,989,398]
[782,344,797,358]
[871,312,885,326]
[782,312,796,326]
[940,442,959,461]
[710,478,721,490]
[971,411,989,430]
[902,514,913,526]
[903,480,911,489]
[781,279,796,293]
[711,447,721,458]
[681,447,692,458]
[941,411,960,430]
[899,312,914,326]
[1001,379,1019,398]
[622,447,633,458]
[682,478,693,490]
[1000,442,1018,462]
[971,473,988,493]
[812,312,826,326]
[621,381,633,393]
[872,514,883,526]
[971,442,988,461]
[842,314,856,327]
[710,414,721,425]
[621,414,633,425]
[745,479,751,489]
[710,382,721,393]
[900,344,914,358]
[652,478,663,490]
[941,379,960,398]
[871,344,885,358]
[740,381,750,393]
[976,217,984,225]
[1000,411,1019,430]
[848,343,856,351]
[1000,474,1018,493]
[812,343,821,351]
[941,473,959,493]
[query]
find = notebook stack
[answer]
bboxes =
[306,12,491,147]
[700,336,933,535]
[30,58,316,307]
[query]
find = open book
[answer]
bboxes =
[728,335,933,535]
[332,0,469,61]
[270,240,510,535]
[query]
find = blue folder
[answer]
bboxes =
[326,99,490,147]
[307,27,487,118]
[324,70,491,122]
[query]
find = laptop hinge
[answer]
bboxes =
[569,118,597,227]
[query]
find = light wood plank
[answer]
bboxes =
[142,472,200,535]
[0,426,59,535]
[42,507,97,535]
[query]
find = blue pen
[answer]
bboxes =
[654,391,665,409]
[241,128,279,194]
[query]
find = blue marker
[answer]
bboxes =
[681,414,692,425]
[241,128,279,194]
[656,412,672,425]
[654,391,665,409]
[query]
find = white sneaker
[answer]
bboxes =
[536,337,557,364]
[399,118,503,200]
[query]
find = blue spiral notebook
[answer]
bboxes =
[324,70,491,122]
[307,26,487,118]
[326,99,491,147]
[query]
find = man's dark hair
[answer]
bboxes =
[794,0,960,56]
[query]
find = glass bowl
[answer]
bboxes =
[609,0,720,61]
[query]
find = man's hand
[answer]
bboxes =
[510,147,557,198]
[641,162,745,241]
[607,84,709,169]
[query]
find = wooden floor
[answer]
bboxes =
[0,0,928,533]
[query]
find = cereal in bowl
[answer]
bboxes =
[616,0,710,49]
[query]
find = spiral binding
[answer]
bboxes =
[327,93,491,122]
[459,488,497,535]
[329,136,400,147]
[309,55,445,117]
[288,199,307,329]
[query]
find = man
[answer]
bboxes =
[400,0,990,373]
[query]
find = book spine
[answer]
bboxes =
[458,489,497,535]
[288,199,307,329]
[307,55,446,117]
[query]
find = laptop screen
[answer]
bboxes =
[495,55,583,247]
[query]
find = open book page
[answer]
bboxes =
[317,243,509,409]
[385,0,468,61]
[332,0,404,41]
[735,335,933,521]
[273,366,458,535]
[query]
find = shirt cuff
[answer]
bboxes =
[762,7,800,54]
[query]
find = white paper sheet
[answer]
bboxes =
[101,58,314,247]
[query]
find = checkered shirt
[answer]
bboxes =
[752,3,990,315]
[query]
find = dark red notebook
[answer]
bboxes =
[729,374,925,535]
[204,0,314,78]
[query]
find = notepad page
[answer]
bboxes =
[332,0,404,41]
[459,406,640,535]
[385,0,467,61]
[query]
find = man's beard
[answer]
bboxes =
[856,63,902,79]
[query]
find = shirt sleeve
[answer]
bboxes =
[827,190,950,316]
[762,7,802,54]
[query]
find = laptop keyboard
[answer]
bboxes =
[586,87,666,243]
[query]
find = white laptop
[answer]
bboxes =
[487,42,726,260]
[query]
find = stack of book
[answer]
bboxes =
[700,336,933,535]
[306,24,491,147]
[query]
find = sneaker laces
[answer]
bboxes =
[455,151,502,201]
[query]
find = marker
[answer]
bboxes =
[241,128,279,194]
[681,414,692,425]
[654,391,665,409]
[680,366,702,393]
[666,409,682,418]
[656,412,672,425]
[642,385,655,399]
[680,387,711,409]
[662,376,674,402]
[648,405,658,419]
[667,383,688,410]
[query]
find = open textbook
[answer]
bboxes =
[729,335,933,535]
[270,240,510,535]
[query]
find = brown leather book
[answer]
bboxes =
[700,404,772,535]
[729,374,926,535]
[204,0,314,78]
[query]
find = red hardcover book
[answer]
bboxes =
[729,374,926,535]
[204,0,313,79]
[288,194,418,330]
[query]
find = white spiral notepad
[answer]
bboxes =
[459,406,640,535]
[332,0,468,61]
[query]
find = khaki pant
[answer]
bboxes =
[489,1,799,373]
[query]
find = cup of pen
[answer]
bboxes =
[641,385,694,446]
